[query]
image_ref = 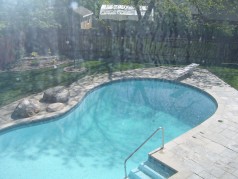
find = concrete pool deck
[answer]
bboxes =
[0,66,238,178]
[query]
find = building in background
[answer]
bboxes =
[99,5,154,21]
[73,6,94,29]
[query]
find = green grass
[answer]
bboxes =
[1,61,237,108]
[0,60,149,107]
[0,64,84,107]
[206,66,238,90]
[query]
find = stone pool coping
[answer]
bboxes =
[0,66,238,178]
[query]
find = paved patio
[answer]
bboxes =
[0,66,237,178]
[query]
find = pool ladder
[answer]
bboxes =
[124,127,164,179]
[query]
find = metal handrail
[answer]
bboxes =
[124,127,164,179]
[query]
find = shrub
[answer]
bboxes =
[31,60,40,66]
[31,52,38,57]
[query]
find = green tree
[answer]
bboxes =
[0,0,58,32]
[128,0,238,64]
[0,0,60,68]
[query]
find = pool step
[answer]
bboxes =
[129,168,152,179]
[129,162,166,179]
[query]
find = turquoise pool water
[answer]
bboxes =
[0,79,217,179]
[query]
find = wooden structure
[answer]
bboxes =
[99,5,154,21]
[73,6,93,29]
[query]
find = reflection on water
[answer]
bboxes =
[0,79,217,179]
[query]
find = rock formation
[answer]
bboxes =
[42,86,69,103]
[12,99,41,119]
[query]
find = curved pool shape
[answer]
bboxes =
[0,79,217,179]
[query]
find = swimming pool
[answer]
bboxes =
[0,79,217,179]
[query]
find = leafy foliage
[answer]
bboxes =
[0,0,59,32]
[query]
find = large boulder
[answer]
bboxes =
[12,99,41,119]
[42,86,69,103]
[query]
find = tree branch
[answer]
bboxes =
[142,0,155,22]
[133,0,142,20]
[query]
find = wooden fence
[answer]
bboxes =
[0,35,17,70]
[58,30,238,65]
[1,29,237,69]
[0,28,58,70]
